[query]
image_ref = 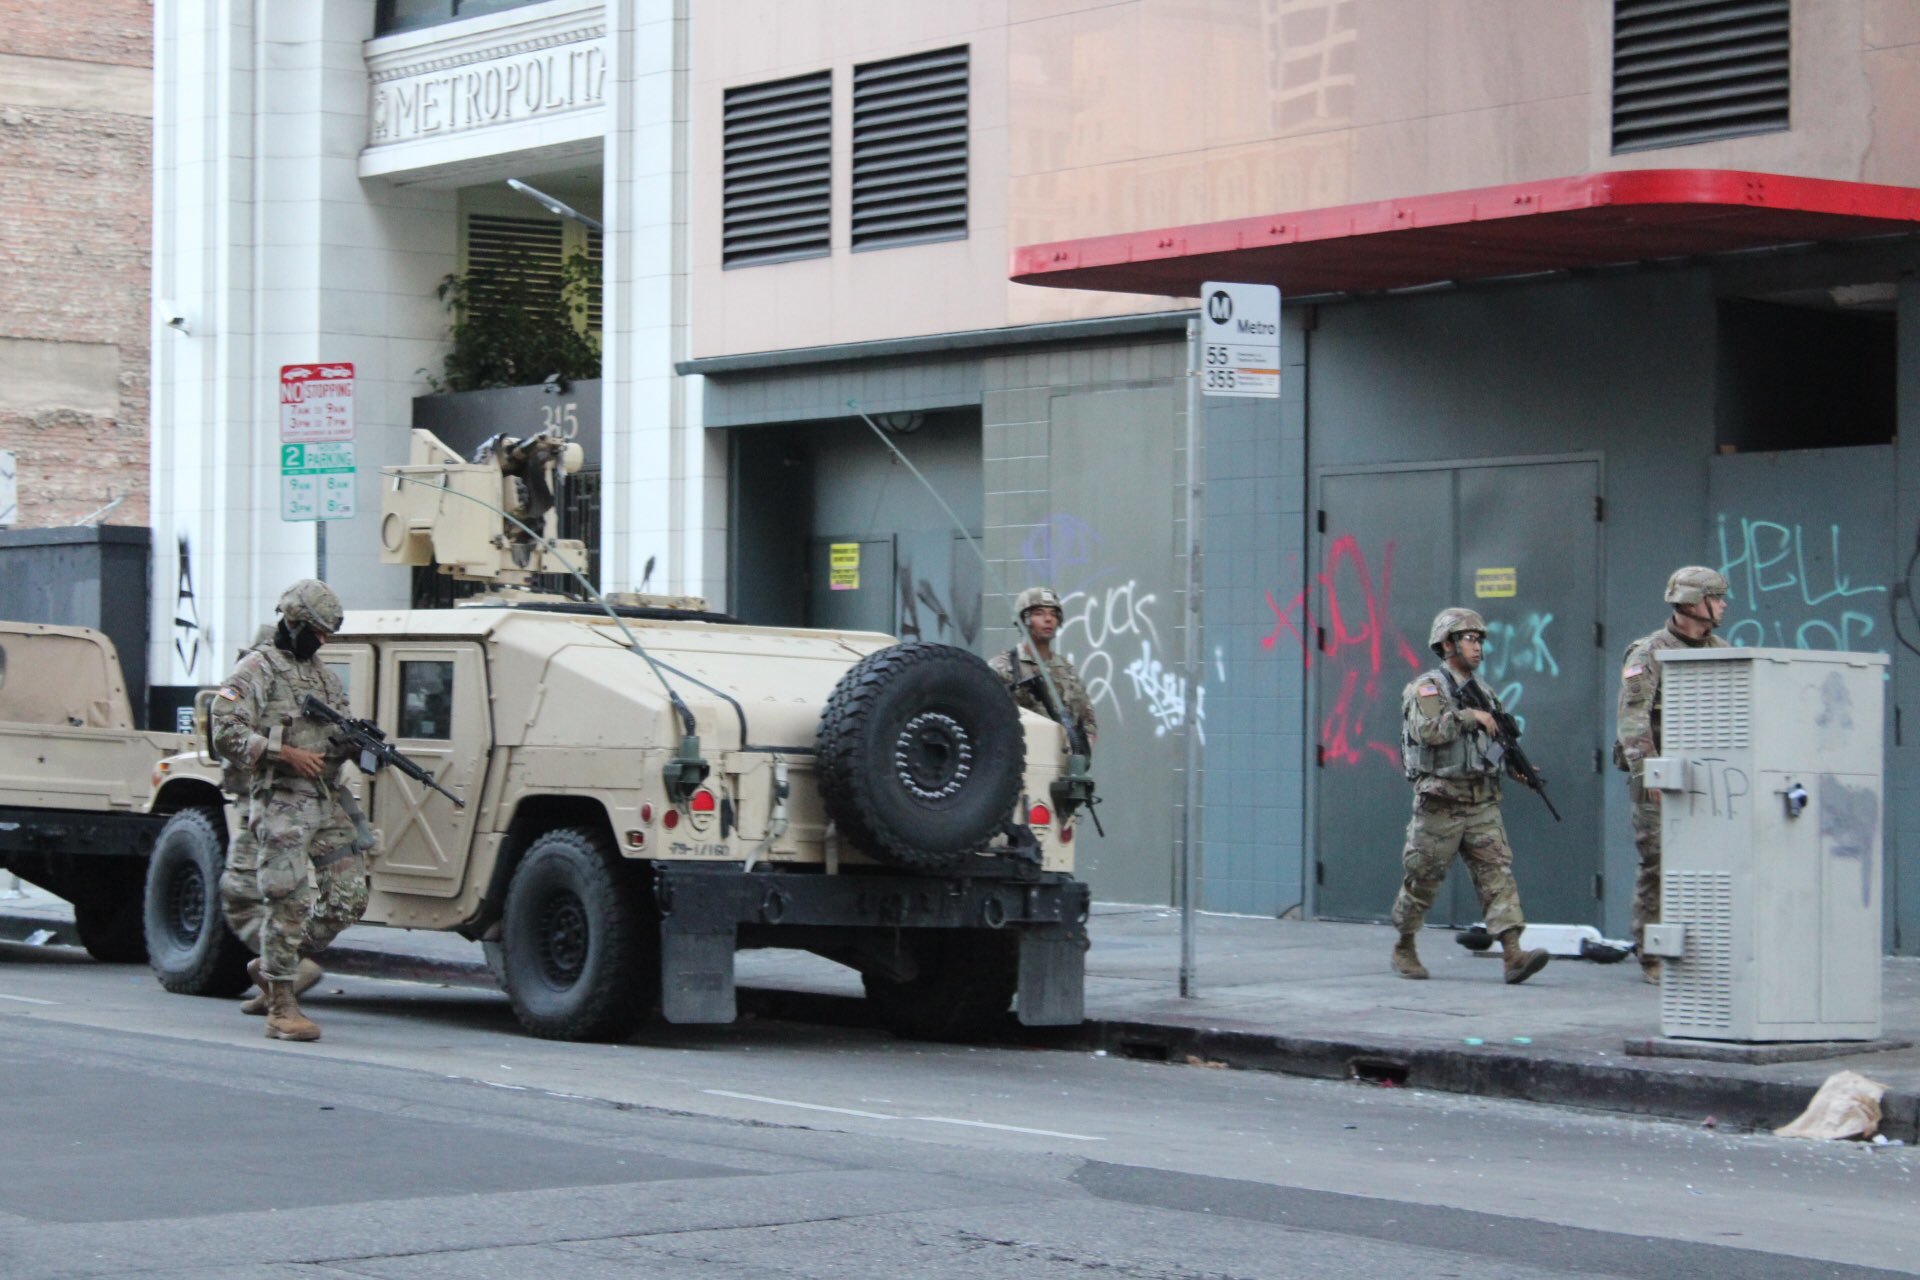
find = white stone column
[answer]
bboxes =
[152,0,457,689]
[600,0,707,599]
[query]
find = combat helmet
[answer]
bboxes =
[1014,586,1063,619]
[276,578,344,633]
[1427,607,1487,655]
[1664,566,1730,606]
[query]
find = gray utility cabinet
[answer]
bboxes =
[1643,647,1887,1042]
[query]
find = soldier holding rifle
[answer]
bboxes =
[210,580,377,1042]
[1389,608,1551,986]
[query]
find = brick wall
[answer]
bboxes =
[0,0,152,528]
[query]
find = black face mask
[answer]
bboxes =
[275,619,323,661]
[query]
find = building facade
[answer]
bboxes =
[0,0,153,528]
[150,0,1920,952]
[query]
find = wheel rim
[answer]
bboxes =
[165,859,206,946]
[535,891,589,987]
[894,711,973,800]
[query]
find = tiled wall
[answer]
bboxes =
[1196,319,1309,918]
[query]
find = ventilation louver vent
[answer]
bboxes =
[852,45,969,250]
[465,214,599,334]
[1664,660,1752,751]
[1612,0,1790,153]
[723,71,832,267]
[1661,870,1735,1029]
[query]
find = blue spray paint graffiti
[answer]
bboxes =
[1019,512,1223,741]
[1480,611,1561,733]
[1716,515,1887,651]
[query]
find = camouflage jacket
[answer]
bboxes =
[989,643,1098,743]
[1614,623,1730,773]
[210,644,348,795]
[1401,665,1504,801]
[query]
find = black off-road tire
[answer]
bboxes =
[74,886,149,964]
[816,642,1025,871]
[144,807,252,996]
[499,828,654,1042]
[863,931,1019,1042]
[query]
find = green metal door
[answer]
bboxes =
[1314,459,1602,927]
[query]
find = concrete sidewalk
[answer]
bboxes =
[4,882,1916,1140]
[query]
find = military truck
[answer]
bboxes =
[0,622,191,961]
[143,427,1090,1042]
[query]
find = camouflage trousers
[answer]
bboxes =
[1629,775,1662,952]
[219,788,369,982]
[1389,790,1525,936]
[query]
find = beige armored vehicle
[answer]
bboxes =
[0,622,191,961]
[143,428,1090,1042]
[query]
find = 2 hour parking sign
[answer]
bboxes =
[1199,281,1280,398]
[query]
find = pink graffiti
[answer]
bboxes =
[1264,536,1423,768]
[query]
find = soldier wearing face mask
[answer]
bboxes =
[209,579,376,1041]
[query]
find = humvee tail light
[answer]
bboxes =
[639,803,654,824]
[625,830,647,850]
[1060,823,1074,844]
[690,788,718,814]
[1028,802,1052,828]
[662,809,680,830]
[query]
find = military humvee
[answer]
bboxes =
[142,428,1089,1042]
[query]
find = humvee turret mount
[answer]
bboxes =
[142,428,1089,1043]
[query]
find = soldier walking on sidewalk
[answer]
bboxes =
[1389,608,1550,985]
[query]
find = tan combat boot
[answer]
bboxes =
[1391,934,1429,980]
[240,957,322,1015]
[1640,957,1661,985]
[1499,928,1550,985]
[264,979,321,1042]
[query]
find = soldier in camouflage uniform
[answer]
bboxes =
[1615,565,1731,982]
[1390,608,1550,985]
[211,579,376,1041]
[989,586,1098,753]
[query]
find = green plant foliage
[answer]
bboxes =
[429,248,600,392]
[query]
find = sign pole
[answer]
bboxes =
[1180,318,1203,998]
[1185,281,1282,999]
[315,519,327,581]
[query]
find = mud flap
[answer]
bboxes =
[661,929,737,1024]
[1015,932,1085,1026]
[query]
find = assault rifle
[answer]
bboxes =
[1450,677,1561,823]
[1011,659,1104,838]
[299,694,466,809]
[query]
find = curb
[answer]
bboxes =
[6,914,1905,1141]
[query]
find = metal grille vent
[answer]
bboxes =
[465,214,599,334]
[723,71,832,267]
[1661,870,1734,1029]
[1612,0,1790,153]
[1664,661,1751,751]
[468,214,566,287]
[852,45,968,250]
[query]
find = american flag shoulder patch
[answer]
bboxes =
[216,686,241,701]
[1417,683,1439,697]
[1624,665,1644,678]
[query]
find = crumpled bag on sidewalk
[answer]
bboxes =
[1773,1070,1887,1140]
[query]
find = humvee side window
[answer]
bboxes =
[0,641,7,691]
[398,660,454,740]
[323,661,351,701]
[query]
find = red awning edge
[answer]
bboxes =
[1009,170,1920,299]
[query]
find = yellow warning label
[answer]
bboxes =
[829,542,860,591]
[1475,567,1517,599]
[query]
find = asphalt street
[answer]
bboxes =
[0,940,1916,1278]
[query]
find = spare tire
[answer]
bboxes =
[816,642,1024,871]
